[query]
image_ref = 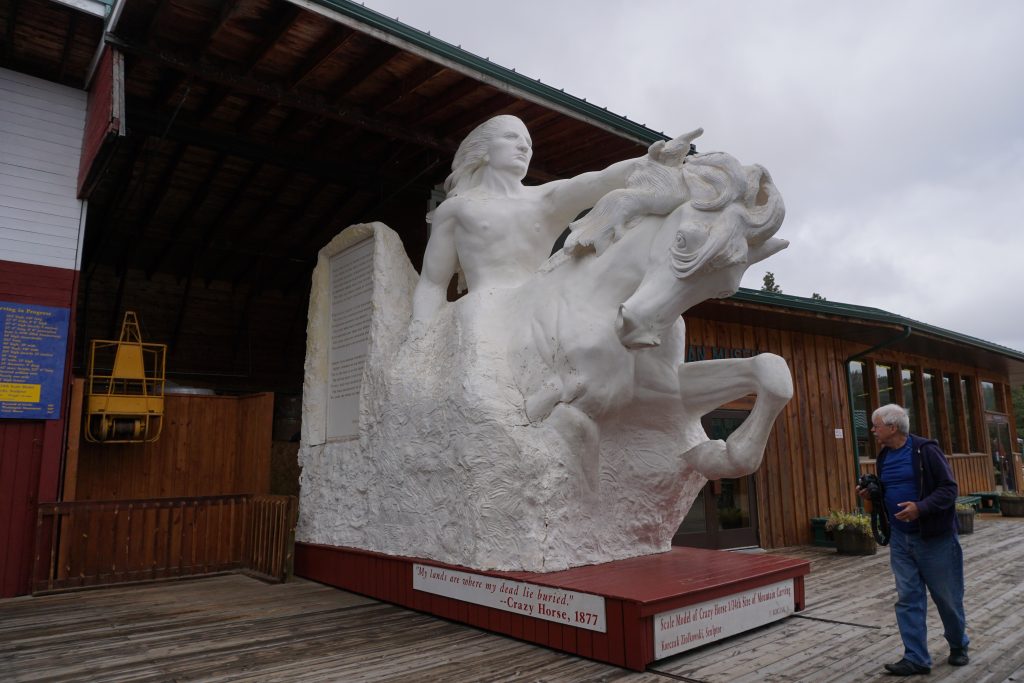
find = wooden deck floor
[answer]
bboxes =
[2,515,1022,682]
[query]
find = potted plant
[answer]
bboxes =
[955,503,975,534]
[824,510,876,555]
[999,492,1024,517]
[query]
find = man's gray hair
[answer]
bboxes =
[873,403,910,435]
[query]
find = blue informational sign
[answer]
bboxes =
[0,301,70,420]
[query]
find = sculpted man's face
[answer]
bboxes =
[486,119,533,177]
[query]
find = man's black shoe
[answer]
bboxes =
[948,647,969,666]
[884,658,931,676]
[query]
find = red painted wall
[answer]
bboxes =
[0,259,77,596]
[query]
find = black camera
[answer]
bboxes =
[858,473,883,500]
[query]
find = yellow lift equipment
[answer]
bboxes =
[84,311,166,443]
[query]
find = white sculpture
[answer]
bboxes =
[297,115,793,572]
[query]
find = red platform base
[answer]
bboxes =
[295,542,810,671]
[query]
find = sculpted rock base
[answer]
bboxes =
[297,223,710,572]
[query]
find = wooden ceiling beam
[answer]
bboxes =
[329,43,398,101]
[82,135,146,277]
[112,143,191,275]
[235,98,278,133]
[3,0,20,61]
[235,179,332,291]
[194,161,265,285]
[285,24,356,90]
[185,3,299,124]
[92,141,186,275]
[409,78,482,125]
[367,61,445,112]
[436,93,518,140]
[57,11,78,82]
[241,4,300,76]
[127,101,392,191]
[109,34,456,154]
[144,152,229,277]
[191,0,243,61]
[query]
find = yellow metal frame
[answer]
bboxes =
[84,311,167,444]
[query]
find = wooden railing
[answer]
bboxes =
[859,453,995,495]
[32,494,296,594]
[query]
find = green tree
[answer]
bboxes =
[811,292,826,301]
[761,272,782,294]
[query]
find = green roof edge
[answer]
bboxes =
[307,0,668,144]
[729,288,1024,361]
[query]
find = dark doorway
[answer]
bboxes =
[673,409,760,549]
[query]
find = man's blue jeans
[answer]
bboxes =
[889,527,969,667]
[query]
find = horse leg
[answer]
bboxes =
[677,354,793,479]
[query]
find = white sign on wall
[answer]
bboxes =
[326,237,375,440]
[654,579,795,659]
[413,564,607,632]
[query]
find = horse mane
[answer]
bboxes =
[669,153,785,279]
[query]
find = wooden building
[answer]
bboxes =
[1,0,1021,597]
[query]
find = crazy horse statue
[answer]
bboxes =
[297,116,793,572]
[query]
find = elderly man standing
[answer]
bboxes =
[859,403,969,676]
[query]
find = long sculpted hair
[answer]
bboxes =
[443,114,529,196]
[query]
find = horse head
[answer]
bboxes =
[616,152,787,348]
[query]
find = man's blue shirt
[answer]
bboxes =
[881,439,920,533]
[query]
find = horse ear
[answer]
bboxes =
[748,237,788,265]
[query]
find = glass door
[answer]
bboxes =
[988,419,1016,491]
[673,409,760,549]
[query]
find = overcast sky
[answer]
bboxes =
[360,0,1024,352]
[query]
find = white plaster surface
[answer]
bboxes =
[297,120,792,572]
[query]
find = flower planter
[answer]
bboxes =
[956,510,975,535]
[834,528,877,556]
[1000,497,1024,517]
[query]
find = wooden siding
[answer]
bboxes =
[70,392,274,500]
[0,67,87,271]
[685,318,859,549]
[0,260,78,597]
[77,47,125,197]
[860,453,993,497]
[0,421,44,597]
[684,314,1018,549]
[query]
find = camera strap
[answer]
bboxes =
[871,500,891,546]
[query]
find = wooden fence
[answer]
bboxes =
[859,453,994,495]
[32,494,296,594]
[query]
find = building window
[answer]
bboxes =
[943,374,963,453]
[923,371,942,442]
[981,381,1003,413]
[901,368,920,434]
[876,363,896,406]
[961,377,980,452]
[850,361,870,458]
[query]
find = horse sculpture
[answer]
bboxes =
[296,126,794,572]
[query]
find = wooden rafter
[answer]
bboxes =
[57,11,78,83]
[108,34,457,154]
[101,141,186,275]
[284,24,356,90]
[126,101,394,191]
[112,143,193,275]
[240,4,299,76]
[144,152,229,277]
[329,43,398,101]
[366,61,445,112]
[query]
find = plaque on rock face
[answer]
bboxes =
[326,237,374,441]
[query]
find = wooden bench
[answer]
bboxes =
[969,492,1001,513]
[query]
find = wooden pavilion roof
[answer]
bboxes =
[2,0,661,389]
